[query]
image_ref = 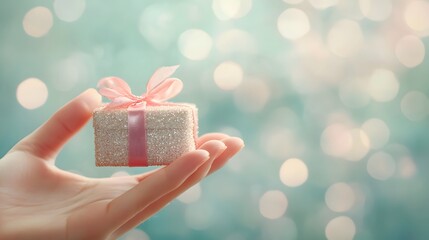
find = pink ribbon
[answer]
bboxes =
[97,65,183,166]
[98,65,183,109]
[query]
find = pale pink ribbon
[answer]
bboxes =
[97,65,183,166]
[98,65,183,109]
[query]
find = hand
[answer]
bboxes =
[0,89,244,240]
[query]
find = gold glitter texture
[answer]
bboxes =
[93,105,198,166]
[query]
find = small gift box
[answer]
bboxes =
[93,65,198,166]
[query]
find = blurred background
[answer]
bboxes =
[1,0,429,239]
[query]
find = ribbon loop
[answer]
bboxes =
[98,77,134,99]
[146,65,180,92]
[98,65,182,108]
[147,78,183,102]
[98,65,183,108]
[97,65,183,166]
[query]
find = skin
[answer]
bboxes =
[0,89,244,240]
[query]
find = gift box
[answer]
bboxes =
[93,65,198,166]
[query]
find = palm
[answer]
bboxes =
[0,89,244,239]
[0,151,137,238]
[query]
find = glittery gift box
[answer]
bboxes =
[93,65,198,167]
[93,105,198,166]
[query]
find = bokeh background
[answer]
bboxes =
[1,0,429,239]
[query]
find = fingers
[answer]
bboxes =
[11,89,101,160]
[124,133,230,182]
[130,134,231,182]
[111,140,227,237]
[197,133,229,147]
[208,137,244,175]
[105,149,211,231]
[131,169,159,183]
[130,133,238,182]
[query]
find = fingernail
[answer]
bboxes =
[224,137,245,149]
[212,142,227,160]
[194,149,210,160]
[81,88,102,110]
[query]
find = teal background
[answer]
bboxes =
[1,0,429,239]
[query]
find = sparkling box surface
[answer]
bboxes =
[93,105,198,166]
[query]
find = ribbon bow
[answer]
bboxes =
[98,65,183,109]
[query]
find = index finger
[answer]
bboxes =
[11,89,101,160]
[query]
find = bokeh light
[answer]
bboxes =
[400,91,429,121]
[398,157,417,179]
[213,61,243,91]
[385,144,416,180]
[53,0,86,22]
[345,129,370,161]
[325,216,356,240]
[280,158,308,187]
[177,183,201,204]
[327,20,363,58]
[212,0,252,21]
[367,69,399,102]
[361,118,390,149]
[259,190,288,219]
[321,124,353,158]
[308,0,339,10]
[404,1,429,35]
[122,229,150,240]
[16,78,49,110]
[325,182,356,212]
[367,151,396,180]
[22,7,53,38]
[178,29,213,60]
[283,0,303,4]
[395,35,425,68]
[359,0,392,22]
[321,124,370,161]
[234,78,270,112]
[277,8,310,40]
[216,29,257,54]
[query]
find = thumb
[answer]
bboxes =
[12,89,101,160]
